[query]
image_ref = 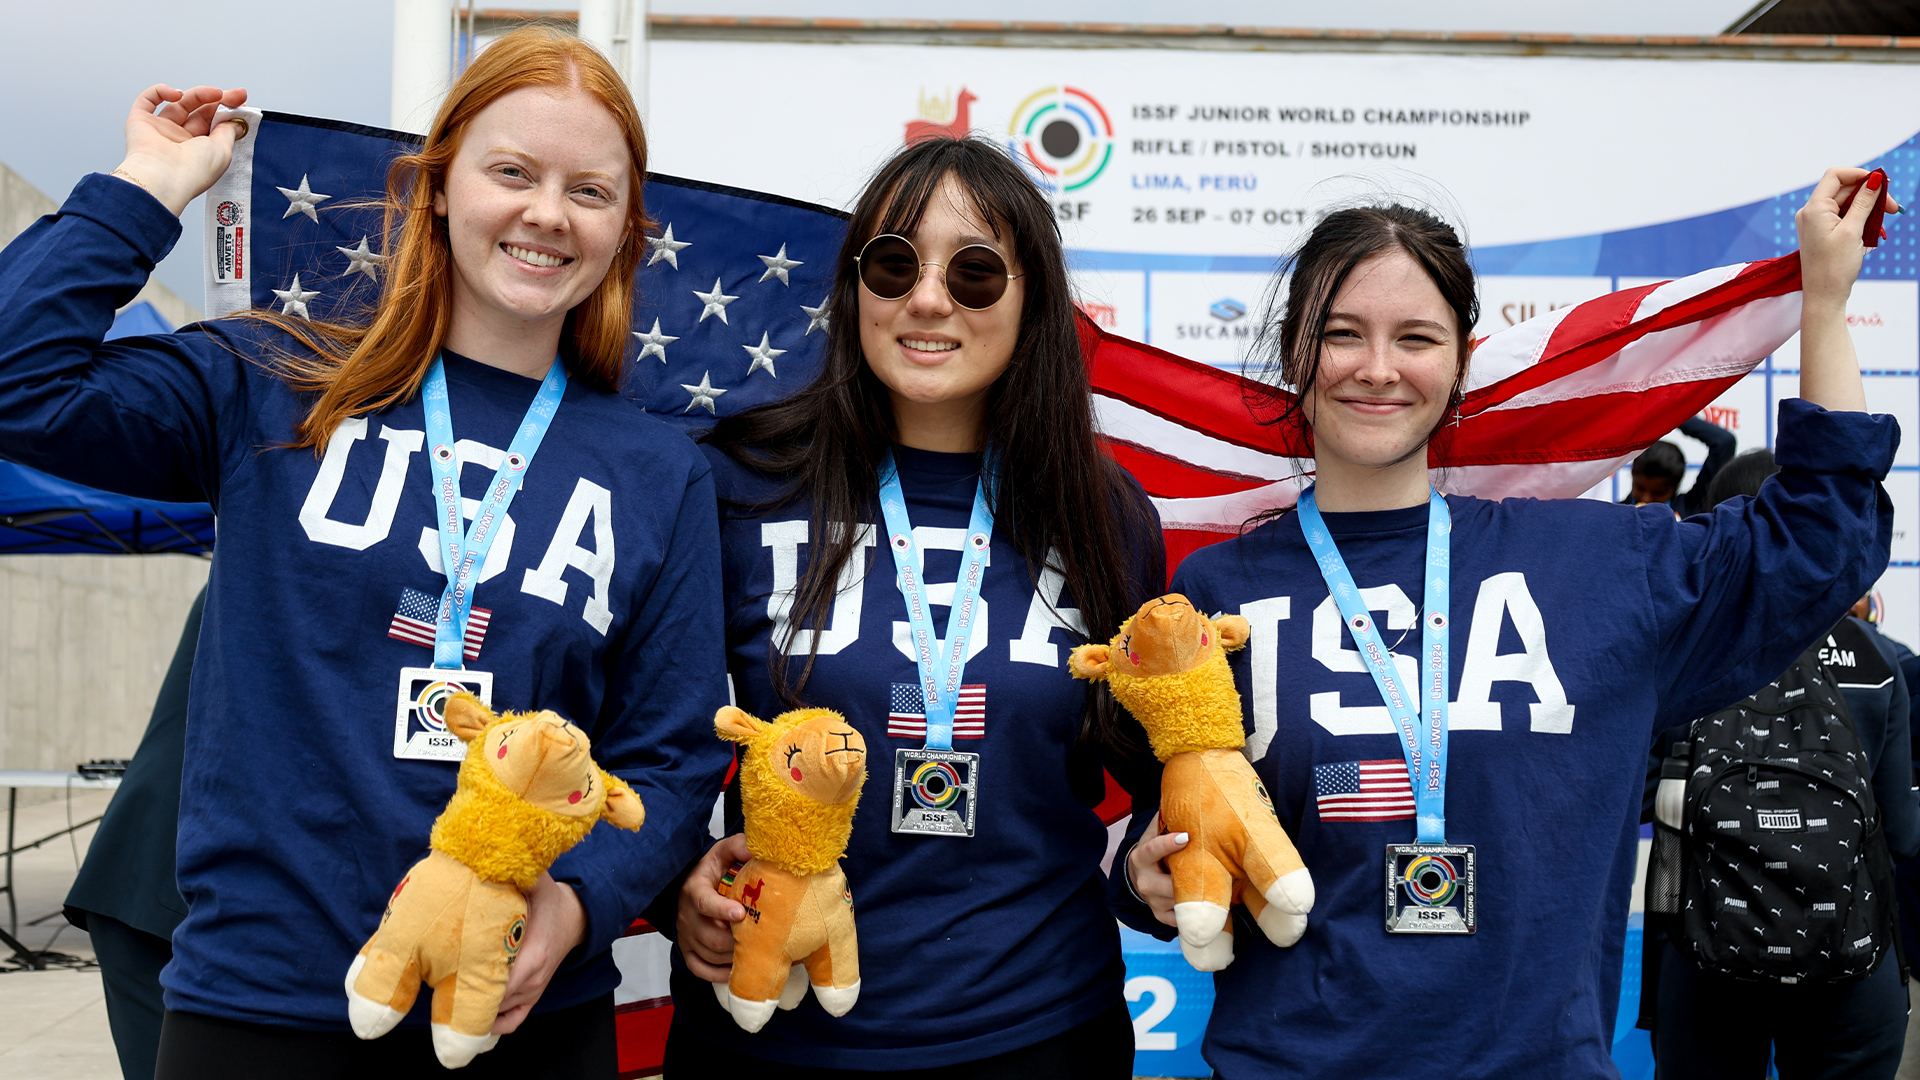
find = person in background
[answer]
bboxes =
[1623,414,1738,515]
[63,586,202,1080]
[1641,449,1920,1079]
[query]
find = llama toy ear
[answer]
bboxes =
[1068,644,1113,681]
[1216,615,1252,652]
[715,706,767,743]
[600,772,647,831]
[444,693,495,743]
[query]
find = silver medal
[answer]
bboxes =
[392,666,492,762]
[890,747,980,837]
[1385,842,1477,934]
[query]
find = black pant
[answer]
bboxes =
[154,992,616,1080]
[663,997,1135,1078]
[1654,940,1909,1079]
[85,912,173,1080]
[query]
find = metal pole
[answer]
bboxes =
[390,0,453,134]
[578,0,648,121]
[629,0,650,123]
[5,786,15,937]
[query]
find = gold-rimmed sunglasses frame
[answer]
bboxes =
[852,234,1023,311]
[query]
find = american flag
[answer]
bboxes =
[888,682,986,740]
[1083,255,1805,573]
[388,586,489,661]
[204,108,1816,581]
[1314,760,1416,822]
[200,109,845,425]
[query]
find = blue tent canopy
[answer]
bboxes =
[0,302,214,555]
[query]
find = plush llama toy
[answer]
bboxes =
[345,694,646,1068]
[1070,593,1314,971]
[712,704,867,1033]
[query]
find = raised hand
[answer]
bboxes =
[1797,167,1899,309]
[1794,167,1900,414]
[113,84,250,216]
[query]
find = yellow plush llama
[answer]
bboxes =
[713,705,866,1033]
[346,694,645,1068]
[1071,594,1313,970]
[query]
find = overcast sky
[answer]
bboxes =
[1,0,1760,306]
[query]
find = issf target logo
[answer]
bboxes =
[1006,86,1114,192]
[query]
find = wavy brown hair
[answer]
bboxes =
[705,137,1162,750]
[249,26,649,449]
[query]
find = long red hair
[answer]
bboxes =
[262,25,648,450]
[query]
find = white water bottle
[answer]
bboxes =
[1647,741,1690,914]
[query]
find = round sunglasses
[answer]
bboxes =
[854,234,1022,311]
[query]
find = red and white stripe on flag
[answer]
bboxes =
[1080,253,1805,576]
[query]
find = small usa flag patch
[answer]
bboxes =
[388,586,490,661]
[888,682,985,740]
[1314,760,1415,822]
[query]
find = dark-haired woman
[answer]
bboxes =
[659,136,1163,1076]
[0,29,728,1076]
[1119,169,1900,1078]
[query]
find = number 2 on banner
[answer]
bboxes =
[1126,976,1178,1051]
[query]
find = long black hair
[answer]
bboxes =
[704,136,1161,748]
[1706,448,1779,510]
[1249,204,1479,460]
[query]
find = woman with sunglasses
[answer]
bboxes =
[657,136,1163,1077]
[1117,170,1898,1078]
[0,28,728,1076]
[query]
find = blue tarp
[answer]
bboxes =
[0,301,214,555]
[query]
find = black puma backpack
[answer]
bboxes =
[1674,625,1901,984]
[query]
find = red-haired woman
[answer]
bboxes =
[0,27,728,1078]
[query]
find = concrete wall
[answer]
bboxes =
[1,161,210,802]
[0,556,209,784]
[1,157,202,328]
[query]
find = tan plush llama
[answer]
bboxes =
[1071,594,1314,971]
[712,705,867,1033]
[345,694,645,1068]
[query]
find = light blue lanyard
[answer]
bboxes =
[421,354,567,669]
[877,449,994,752]
[1296,486,1453,844]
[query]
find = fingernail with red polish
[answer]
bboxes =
[1866,171,1885,192]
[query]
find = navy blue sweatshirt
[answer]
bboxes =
[0,174,731,1028]
[1116,400,1896,1079]
[670,443,1160,1069]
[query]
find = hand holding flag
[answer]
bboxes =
[116,84,251,216]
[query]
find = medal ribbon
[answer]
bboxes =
[422,354,567,669]
[1296,486,1452,844]
[877,449,994,752]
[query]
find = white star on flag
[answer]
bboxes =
[757,243,803,285]
[647,223,691,269]
[694,278,739,324]
[743,332,786,377]
[682,370,727,414]
[633,318,679,363]
[336,236,386,281]
[276,174,332,222]
[801,300,829,335]
[272,274,320,319]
